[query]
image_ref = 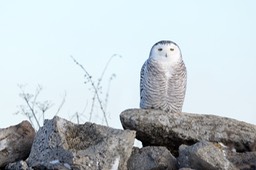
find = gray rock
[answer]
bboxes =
[27,116,136,170]
[0,121,35,168]
[227,152,256,170]
[5,160,31,170]
[127,146,177,170]
[5,160,37,170]
[31,160,72,170]
[120,109,256,155]
[177,141,237,170]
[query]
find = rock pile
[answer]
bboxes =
[121,109,256,170]
[0,109,256,170]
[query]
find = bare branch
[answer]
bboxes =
[55,91,67,116]
[18,105,35,128]
[89,54,121,121]
[36,100,53,122]
[32,85,42,111]
[104,74,116,113]
[98,54,121,86]
[16,84,55,130]
[89,95,96,122]
[18,85,41,128]
[76,112,79,124]
[81,100,88,115]
[70,56,109,126]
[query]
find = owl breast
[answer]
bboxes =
[140,58,187,113]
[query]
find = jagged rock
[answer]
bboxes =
[177,141,237,170]
[31,160,72,170]
[5,160,32,170]
[127,146,177,170]
[27,116,136,170]
[227,152,256,170]
[120,109,256,155]
[0,121,35,168]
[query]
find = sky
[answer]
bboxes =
[0,1,255,129]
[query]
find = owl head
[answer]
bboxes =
[149,40,182,65]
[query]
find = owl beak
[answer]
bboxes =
[165,53,168,58]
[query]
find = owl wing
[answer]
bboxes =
[140,61,147,106]
[140,59,166,109]
[166,61,187,113]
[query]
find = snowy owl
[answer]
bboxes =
[140,40,187,113]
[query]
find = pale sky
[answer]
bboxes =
[0,1,255,129]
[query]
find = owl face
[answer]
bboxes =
[149,40,182,65]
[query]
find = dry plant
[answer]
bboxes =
[70,54,121,126]
[16,54,120,129]
[15,84,66,130]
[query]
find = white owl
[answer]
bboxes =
[140,40,187,113]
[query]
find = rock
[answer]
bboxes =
[27,116,136,170]
[227,152,256,170]
[5,160,32,170]
[31,160,72,170]
[177,141,237,170]
[0,121,35,168]
[120,109,256,155]
[127,146,177,170]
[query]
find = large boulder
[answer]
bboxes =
[120,109,256,155]
[177,141,237,170]
[27,116,136,170]
[0,121,35,168]
[127,146,177,170]
[227,151,256,170]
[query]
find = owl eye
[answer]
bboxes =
[158,48,163,51]
[170,48,174,51]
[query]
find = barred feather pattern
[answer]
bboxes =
[140,58,187,113]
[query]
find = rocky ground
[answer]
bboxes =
[1,109,256,170]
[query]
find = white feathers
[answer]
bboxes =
[149,41,182,66]
[140,40,187,113]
